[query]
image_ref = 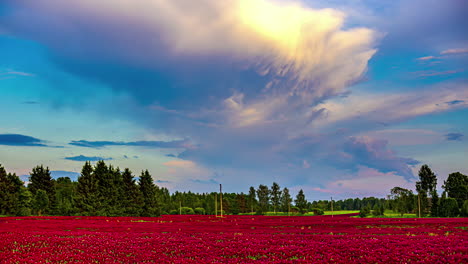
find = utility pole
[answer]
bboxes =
[220,184,223,218]
[331,197,334,218]
[179,201,182,215]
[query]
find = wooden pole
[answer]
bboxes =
[220,184,223,218]
[179,201,182,215]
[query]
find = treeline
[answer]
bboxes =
[385,165,468,217]
[1,162,467,217]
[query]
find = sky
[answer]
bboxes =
[0,0,467,200]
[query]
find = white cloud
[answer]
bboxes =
[5,0,377,100]
[440,48,468,55]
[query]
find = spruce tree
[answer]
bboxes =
[295,189,308,214]
[270,182,281,214]
[76,161,99,216]
[28,165,55,215]
[139,170,159,217]
[280,187,292,213]
[121,168,143,216]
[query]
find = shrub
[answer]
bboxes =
[460,200,468,217]
[359,206,370,218]
[311,208,324,215]
[440,198,459,217]
[180,207,195,215]
[194,207,206,215]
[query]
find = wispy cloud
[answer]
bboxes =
[446,100,465,106]
[69,139,192,149]
[190,178,219,184]
[445,133,464,141]
[0,70,35,80]
[440,48,468,55]
[0,134,48,147]
[417,56,436,61]
[64,155,113,162]
[415,70,463,78]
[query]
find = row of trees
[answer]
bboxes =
[390,165,468,217]
[1,162,467,217]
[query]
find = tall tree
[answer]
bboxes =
[28,165,55,215]
[390,187,414,216]
[76,161,99,216]
[33,190,49,216]
[256,184,270,214]
[270,182,281,214]
[139,170,160,217]
[280,187,292,214]
[0,165,24,215]
[295,189,307,214]
[443,172,468,209]
[55,177,76,216]
[121,168,143,216]
[416,165,437,216]
[247,186,257,214]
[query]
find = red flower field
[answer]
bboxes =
[0,215,467,263]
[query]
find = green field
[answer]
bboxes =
[239,210,359,216]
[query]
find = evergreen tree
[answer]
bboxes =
[139,170,159,217]
[247,186,257,214]
[295,189,307,214]
[0,166,24,215]
[430,190,439,217]
[33,189,49,216]
[280,187,292,213]
[55,177,76,216]
[17,187,32,216]
[121,168,143,216]
[270,182,281,214]
[76,161,99,215]
[256,184,270,214]
[28,165,55,214]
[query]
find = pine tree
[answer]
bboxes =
[256,184,270,214]
[295,189,307,214]
[121,168,143,216]
[76,161,99,216]
[270,182,281,214]
[247,186,257,214]
[139,170,159,217]
[28,165,55,215]
[33,190,49,216]
[280,187,292,213]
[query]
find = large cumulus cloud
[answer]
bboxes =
[1,0,377,106]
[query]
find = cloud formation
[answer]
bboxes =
[64,155,113,162]
[0,134,47,147]
[339,136,419,180]
[440,48,468,55]
[445,133,464,141]
[1,0,377,104]
[69,139,191,149]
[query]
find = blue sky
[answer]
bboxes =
[0,0,467,199]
